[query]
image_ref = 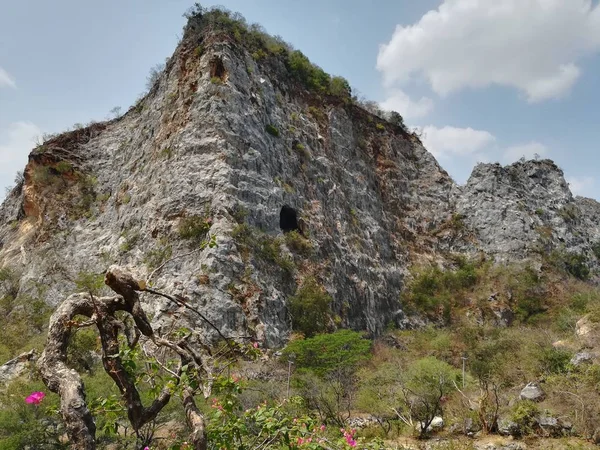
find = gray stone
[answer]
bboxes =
[519,382,546,402]
[0,349,36,384]
[498,419,520,436]
[0,12,599,361]
[570,351,593,366]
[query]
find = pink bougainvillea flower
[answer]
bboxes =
[25,391,45,405]
[143,447,150,450]
[253,342,259,348]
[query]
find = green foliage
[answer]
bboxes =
[329,76,351,98]
[179,214,211,245]
[288,277,332,337]
[375,123,385,131]
[55,160,73,174]
[538,346,572,375]
[207,374,384,449]
[74,271,105,295]
[119,229,141,253]
[388,111,406,130]
[548,250,590,280]
[510,400,539,436]
[265,124,280,137]
[403,259,479,319]
[282,330,372,378]
[559,204,579,223]
[284,230,313,256]
[405,357,460,436]
[231,224,295,272]
[0,378,66,449]
[143,241,173,269]
[592,241,600,260]
[67,328,100,373]
[0,268,52,361]
[210,76,223,85]
[231,204,248,224]
[288,50,330,93]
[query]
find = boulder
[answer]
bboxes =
[416,416,444,433]
[519,382,545,402]
[498,419,520,437]
[570,352,593,366]
[0,349,36,384]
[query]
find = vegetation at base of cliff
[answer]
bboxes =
[288,277,333,337]
[402,254,599,326]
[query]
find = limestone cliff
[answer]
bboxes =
[0,10,598,347]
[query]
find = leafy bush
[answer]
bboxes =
[403,260,479,319]
[329,76,351,98]
[178,214,211,245]
[0,378,65,449]
[403,357,460,437]
[232,224,295,272]
[265,124,280,137]
[538,346,571,375]
[510,401,539,436]
[288,50,329,93]
[282,329,371,378]
[284,230,312,256]
[548,250,590,280]
[288,277,332,337]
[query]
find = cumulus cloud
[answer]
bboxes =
[377,0,600,102]
[420,125,495,159]
[379,89,434,119]
[503,142,548,162]
[0,67,16,88]
[0,122,41,193]
[566,175,595,197]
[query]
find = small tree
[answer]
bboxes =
[388,111,406,131]
[283,330,372,426]
[395,357,459,438]
[288,277,332,337]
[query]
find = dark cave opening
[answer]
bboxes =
[280,205,300,233]
[209,56,227,82]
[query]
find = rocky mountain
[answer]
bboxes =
[0,8,599,350]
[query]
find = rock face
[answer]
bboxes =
[456,160,600,266]
[0,12,599,350]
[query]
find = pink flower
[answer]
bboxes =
[25,391,45,405]
[320,424,326,432]
[345,436,357,447]
[253,342,259,348]
[143,447,150,450]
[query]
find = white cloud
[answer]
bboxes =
[566,175,595,197]
[420,125,495,159]
[503,142,548,162]
[0,67,16,89]
[377,0,600,102]
[379,89,434,119]
[0,122,41,192]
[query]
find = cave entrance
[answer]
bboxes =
[209,56,227,82]
[280,205,300,233]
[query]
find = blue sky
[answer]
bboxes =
[1,0,599,199]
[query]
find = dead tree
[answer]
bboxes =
[38,265,209,450]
